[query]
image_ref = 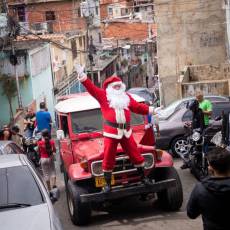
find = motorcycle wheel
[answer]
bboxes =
[190,155,208,181]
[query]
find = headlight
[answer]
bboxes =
[192,132,201,142]
[91,162,103,176]
[143,153,154,168]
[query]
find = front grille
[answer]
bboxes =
[91,153,154,176]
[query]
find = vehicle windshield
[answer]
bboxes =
[159,100,182,119]
[71,109,144,134]
[0,165,44,209]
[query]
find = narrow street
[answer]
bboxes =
[54,159,202,230]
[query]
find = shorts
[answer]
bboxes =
[40,157,56,181]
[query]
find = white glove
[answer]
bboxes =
[75,64,87,82]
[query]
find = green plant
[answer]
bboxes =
[0,74,17,122]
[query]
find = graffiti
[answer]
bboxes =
[200,31,223,47]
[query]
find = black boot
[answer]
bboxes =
[102,172,112,193]
[137,167,152,186]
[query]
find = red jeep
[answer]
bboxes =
[55,92,183,226]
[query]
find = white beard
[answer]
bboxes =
[106,83,130,109]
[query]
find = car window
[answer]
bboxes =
[0,165,44,206]
[3,145,15,154]
[9,143,24,154]
[182,110,192,121]
[206,96,228,102]
[212,103,230,118]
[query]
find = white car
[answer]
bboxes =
[0,154,63,230]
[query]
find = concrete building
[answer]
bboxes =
[0,41,55,126]
[102,20,157,88]
[154,0,227,105]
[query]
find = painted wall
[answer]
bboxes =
[155,0,227,105]
[28,44,55,120]
[0,58,33,127]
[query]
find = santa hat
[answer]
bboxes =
[103,76,122,89]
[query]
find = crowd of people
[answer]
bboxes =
[0,101,56,191]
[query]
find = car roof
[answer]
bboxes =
[127,87,151,92]
[55,92,145,114]
[0,154,27,169]
[0,141,14,147]
[179,95,229,102]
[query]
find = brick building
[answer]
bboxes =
[8,0,86,33]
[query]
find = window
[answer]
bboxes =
[95,6,99,15]
[98,33,102,43]
[45,11,55,21]
[77,7,81,17]
[182,110,192,122]
[71,39,77,59]
[0,166,44,206]
[17,6,25,22]
[60,116,69,137]
[79,37,82,47]
[212,103,230,118]
[108,7,113,16]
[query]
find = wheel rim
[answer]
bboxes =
[67,191,74,216]
[174,139,189,156]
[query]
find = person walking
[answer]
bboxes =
[37,129,56,191]
[36,102,52,134]
[187,146,230,230]
[24,108,36,138]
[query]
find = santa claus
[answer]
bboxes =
[76,64,156,192]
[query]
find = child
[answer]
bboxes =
[187,147,230,230]
[37,129,56,191]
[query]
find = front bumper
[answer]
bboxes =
[80,179,176,203]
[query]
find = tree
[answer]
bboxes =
[0,75,17,122]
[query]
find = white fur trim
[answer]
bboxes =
[103,131,123,139]
[103,129,132,139]
[149,106,155,114]
[108,81,122,88]
[78,73,87,82]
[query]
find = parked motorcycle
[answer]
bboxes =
[182,123,212,180]
[22,133,41,168]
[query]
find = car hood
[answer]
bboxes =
[73,129,146,160]
[0,204,51,230]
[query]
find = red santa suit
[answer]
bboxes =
[80,75,154,171]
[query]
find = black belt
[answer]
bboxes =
[104,120,130,129]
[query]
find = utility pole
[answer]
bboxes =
[2,0,23,109]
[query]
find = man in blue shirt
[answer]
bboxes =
[36,102,52,133]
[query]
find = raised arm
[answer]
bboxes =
[76,64,103,101]
[128,95,155,115]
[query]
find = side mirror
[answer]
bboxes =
[50,187,60,203]
[56,129,64,140]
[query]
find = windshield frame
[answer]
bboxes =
[70,108,146,135]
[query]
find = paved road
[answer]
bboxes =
[54,159,202,230]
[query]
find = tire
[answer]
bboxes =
[66,180,91,226]
[190,155,208,181]
[171,136,190,158]
[155,167,183,211]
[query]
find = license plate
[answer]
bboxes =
[95,175,115,187]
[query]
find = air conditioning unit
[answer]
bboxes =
[19,22,30,35]
[31,22,48,35]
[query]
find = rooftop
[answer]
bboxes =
[102,21,157,42]
[3,40,47,51]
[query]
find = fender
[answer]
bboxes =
[68,163,92,181]
[155,150,173,167]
